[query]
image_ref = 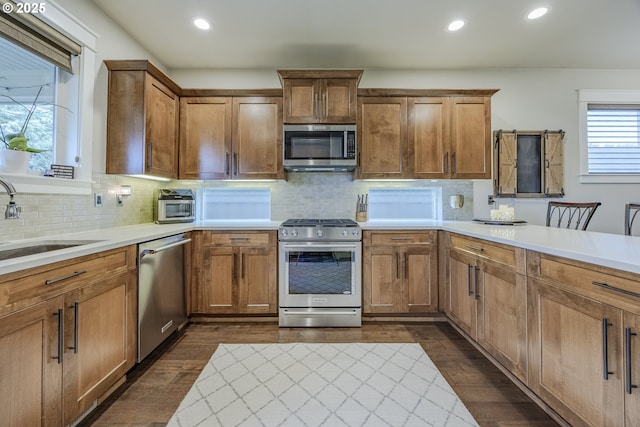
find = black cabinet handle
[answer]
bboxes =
[396,252,400,279]
[626,327,638,394]
[467,264,473,296]
[603,318,614,380]
[474,266,480,300]
[593,281,640,299]
[452,152,457,175]
[45,270,87,286]
[404,253,408,279]
[444,152,449,174]
[225,152,230,176]
[53,308,63,364]
[233,152,238,176]
[148,141,153,169]
[241,253,245,279]
[69,302,79,354]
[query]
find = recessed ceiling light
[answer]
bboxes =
[527,7,549,20]
[193,17,211,30]
[447,19,466,32]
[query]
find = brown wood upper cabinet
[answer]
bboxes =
[278,70,362,124]
[105,60,180,179]
[179,96,283,180]
[356,91,496,180]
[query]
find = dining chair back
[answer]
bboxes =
[624,203,640,235]
[546,201,601,231]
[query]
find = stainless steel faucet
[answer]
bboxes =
[0,175,21,219]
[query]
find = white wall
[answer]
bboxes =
[171,67,640,234]
[49,1,640,235]
[54,0,168,174]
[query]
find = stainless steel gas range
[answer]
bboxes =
[278,219,362,327]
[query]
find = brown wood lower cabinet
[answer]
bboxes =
[528,251,640,427]
[363,230,438,314]
[62,271,136,425]
[445,232,528,382]
[195,231,277,315]
[0,297,63,427]
[0,246,136,427]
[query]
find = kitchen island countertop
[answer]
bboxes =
[3,219,640,276]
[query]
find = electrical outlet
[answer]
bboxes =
[94,193,103,207]
[488,195,495,205]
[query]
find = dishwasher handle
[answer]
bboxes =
[140,238,192,259]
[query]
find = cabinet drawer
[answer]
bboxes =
[450,234,516,267]
[204,231,275,247]
[364,230,436,246]
[529,251,640,313]
[0,246,133,317]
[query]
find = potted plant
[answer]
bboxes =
[0,86,47,173]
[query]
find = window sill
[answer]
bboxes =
[0,173,93,195]
[579,174,640,184]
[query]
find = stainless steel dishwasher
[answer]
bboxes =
[137,233,191,362]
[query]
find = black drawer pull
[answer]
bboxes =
[592,281,640,299]
[45,270,87,285]
[465,245,484,252]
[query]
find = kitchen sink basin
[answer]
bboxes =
[0,240,103,261]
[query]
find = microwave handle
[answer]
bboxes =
[344,131,348,158]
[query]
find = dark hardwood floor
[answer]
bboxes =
[80,322,560,427]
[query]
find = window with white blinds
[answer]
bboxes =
[578,90,640,183]
[587,105,640,174]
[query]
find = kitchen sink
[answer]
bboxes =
[0,240,103,261]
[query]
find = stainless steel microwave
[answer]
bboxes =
[155,189,196,224]
[283,124,356,171]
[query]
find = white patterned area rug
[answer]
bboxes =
[167,342,479,427]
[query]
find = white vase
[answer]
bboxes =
[0,150,31,173]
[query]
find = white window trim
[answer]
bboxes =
[6,0,97,195]
[578,89,640,184]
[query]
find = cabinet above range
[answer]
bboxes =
[278,69,363,124]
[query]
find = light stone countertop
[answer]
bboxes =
[2,219,640,277]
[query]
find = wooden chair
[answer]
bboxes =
[625,203,640,235]
[546,201,601,230]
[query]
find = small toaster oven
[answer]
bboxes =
[155,189,195,224]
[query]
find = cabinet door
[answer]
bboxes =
[0,298,62,427]
[232,97,283,179]
[363,245,400,313]
[528,279,623,427]
[544,131,564,196]
[145,75,179,179]
[179,97,232,179]
[200,247,237,314]
[407,97,449,178]
[238,247,277,314]
[357,97,407,179]
[63,271,135,425]
[402,246,438,312]
[282,79,318,123]
[447,249,477,339]
[323,79,358,123]
[450,96,491,179]
[476,262,527,382]
[493,130,517,196]
[624,312,640,427]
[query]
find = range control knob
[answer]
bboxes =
[352,229,359,236]
[316,229,323,237]
[281,229,288,236]
[291,229,298,237]
[342,229,348,236]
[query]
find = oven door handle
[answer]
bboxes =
[282,244,360,252]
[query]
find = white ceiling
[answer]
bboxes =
[91,0,640,70]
